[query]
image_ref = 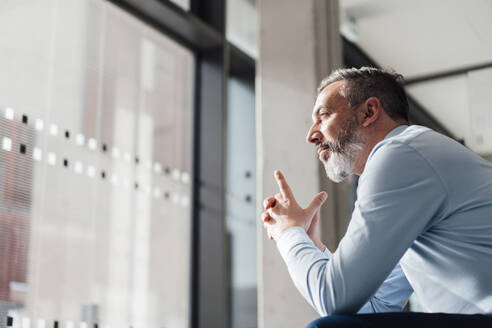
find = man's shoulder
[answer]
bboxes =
[355,125,450,224]
[359,124,482,197]
[369,125,434,159]
[359,125,447,192]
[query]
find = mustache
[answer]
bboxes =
[317,142,330,151]
[317,141,342,154]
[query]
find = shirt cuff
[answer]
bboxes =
[323,247,332,259]
[276,226,316,258]
[277,227,332,260]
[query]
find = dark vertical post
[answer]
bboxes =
[190,0,227,326]
[190,0,225,33]
[191,45,227,328]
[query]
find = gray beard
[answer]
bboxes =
[323,138,364,182]
[320,118,365,183]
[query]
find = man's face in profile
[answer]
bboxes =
[306,81,365,182]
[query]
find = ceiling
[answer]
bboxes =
[340,0,492,155]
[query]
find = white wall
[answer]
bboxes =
[257,1,341,327]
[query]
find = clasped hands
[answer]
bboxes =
[261,170,328,250]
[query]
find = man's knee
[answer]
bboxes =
[306,315,362,328]
[305,317,324,328]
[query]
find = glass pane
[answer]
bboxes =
[0,1,194,327]
[225,76,257,328]
[226,0,258,59]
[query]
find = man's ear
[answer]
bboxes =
[359,97,382,127]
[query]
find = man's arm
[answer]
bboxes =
[277,228,413,315]
[321,248,413,313]
[271,142,447,315]
[357,261,413,313]
[309,222,413,313]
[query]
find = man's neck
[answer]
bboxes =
[354,121,407,175]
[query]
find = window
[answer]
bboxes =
[225,76,256,328]
[226,0,258,59]
[0,1,194,327]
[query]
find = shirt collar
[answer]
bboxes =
[384,124,409,140]
[365,124,410,164]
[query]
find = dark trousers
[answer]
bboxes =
[306,312,492,328]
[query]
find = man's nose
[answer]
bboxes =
[306,125,321,144]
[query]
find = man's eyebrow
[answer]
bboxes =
[313,105,331,117]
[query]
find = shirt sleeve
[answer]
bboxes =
[276,141,447,315]
[357,262,413,313]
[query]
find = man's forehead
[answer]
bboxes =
[313,80,345,112]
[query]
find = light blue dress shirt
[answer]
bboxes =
[277,125,492,316]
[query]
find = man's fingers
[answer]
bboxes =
[262,211,271,222]
[274,170,294,200]
[311,208,320,225]
[262,211,278,223]
[263,223,274,241]
[306,191,328,215]
[263,196,277,210]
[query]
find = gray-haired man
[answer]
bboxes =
[262,67,492,327]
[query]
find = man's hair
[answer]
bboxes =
[318,67,409,122]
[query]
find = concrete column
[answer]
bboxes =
[257,1,341,327]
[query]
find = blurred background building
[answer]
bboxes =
[0,0,490,328]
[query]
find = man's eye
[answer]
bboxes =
[319,111,330,117]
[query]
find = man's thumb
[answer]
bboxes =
[307,191,328,214]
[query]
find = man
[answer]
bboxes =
[261,67,492,327]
